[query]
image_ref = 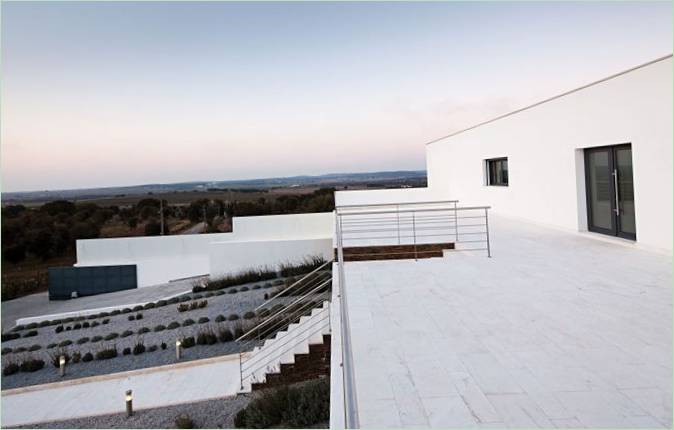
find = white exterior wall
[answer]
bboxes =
[209,238,334,278]
[334,187,441,207]
[426,56,673,253]
[76,212,334,287]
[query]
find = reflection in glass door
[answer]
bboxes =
[584,144,636,240]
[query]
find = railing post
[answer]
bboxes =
[454,201,459,243]
[485,207,491,258]
[412,211,417,261]
[396,204,400,245]
[239,352,244,390]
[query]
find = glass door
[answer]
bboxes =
[584,144,636,240]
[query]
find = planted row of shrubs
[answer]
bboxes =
[177,300,208,313]
[194,267,279,293]
[54,318,110,334]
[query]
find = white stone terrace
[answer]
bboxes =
[338,215,672,428]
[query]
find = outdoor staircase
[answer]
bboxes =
[238,301,331,393]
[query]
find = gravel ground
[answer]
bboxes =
[12,394,253,429]
[1,272,330,389]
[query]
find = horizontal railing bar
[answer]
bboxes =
[254,265,331,311]
[337,205,490,217]
[335,200,458,210]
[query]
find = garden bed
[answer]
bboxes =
[1,270,331,390]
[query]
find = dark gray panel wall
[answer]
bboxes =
[48,265,137,300]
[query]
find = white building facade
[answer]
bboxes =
[425,55,673,253]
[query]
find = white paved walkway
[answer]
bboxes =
[1,353,241,427]
[343,216,672,428]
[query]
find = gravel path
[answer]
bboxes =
[12,394,252,429]
[1,272,331,390]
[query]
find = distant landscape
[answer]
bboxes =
[1,170,426,301]
[2,170,427,206]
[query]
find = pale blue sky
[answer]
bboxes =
[2,1,672,192]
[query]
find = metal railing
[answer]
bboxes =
[237,261,333,390]
[336,202,492,258]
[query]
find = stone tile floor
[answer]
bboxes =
[343,215,672,428]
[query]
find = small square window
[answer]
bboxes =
[486,158,508,186]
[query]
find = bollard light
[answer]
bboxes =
[125,390,133,417]
[59,355,66,377]
[176,339,182,360]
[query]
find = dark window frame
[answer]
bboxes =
[486,157,509,186]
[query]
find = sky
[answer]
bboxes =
[1,1,672,192]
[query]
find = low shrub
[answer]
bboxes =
[47,343,57,349]
[196,328,217,345]
[77,337,90,345]
[132,305,143,312]
[82,322,90,328]
[91,336,103,343]
[102,318,110,324]
[121,330,134,338]
[264,293,269,300]
[218,327,234,342]
[154,324,166,332]
[2,332,21,342]
[182,319,195,327]
[122,308,132,314]
[175,414,195,429]
[58,340,72,347]
[264,282,273,288]
[181,336,195,348]
[73,323,82,330]
[3,361,20,376]
[39,320,52,327]
[91,321,100,328]
[228,289,238,295]
[228,314,240,321]
[99,312,110,318]
[87,314,98,320]
[104,333,119,341]
[215,290,225,296]
[180,295,191,303]
[133,342,145,355]
[168,297,180,304]
[1,347,12,354]
[233,378,329,428]
[72,352,82,363]
[198,317,210,324]
[215,314,226,323]
[123,347,131,355]
[96,347,118,360]
[66,326,72,331]
[148,345,158,352]
[177,304,190,312]
[135,314,143,320]
[252,285,261,290]
[161,342,167,350]
[138,327,150,334]
[128,315,136,321]
[192,285,205,293]
[257,308,270,318]
[55,325,64,334]
[26,322,39,330]
[198,300,207,309]
[12,325,25,332]
[239,286,249,292]
[82,352,94,362]
[167,321,180,330]
[111,309,121,316]
[243,311,256,320]
[29,344,42,351]
[143,302,155,310]
[204,292,214,298]
[156,300,167,307]
[63,317,74,323]
[14,346,27,353]
[20,358,45,373]
[23,330,38,338]
[233,326,244,339]
[193,294,203,300]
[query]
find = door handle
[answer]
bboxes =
[612,169,620,216]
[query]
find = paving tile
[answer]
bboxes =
[486,393,554,428]
[421,396,479,428]
[621,388,673,427]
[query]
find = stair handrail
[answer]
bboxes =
[254,259,332,311]
[236,277,332,342]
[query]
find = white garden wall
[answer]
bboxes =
[426,55,673,253]
[209,238,334,279]
[76,212,334,287]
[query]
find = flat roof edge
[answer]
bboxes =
[425,53,673,146]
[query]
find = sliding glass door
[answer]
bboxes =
[584,144,636,240]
